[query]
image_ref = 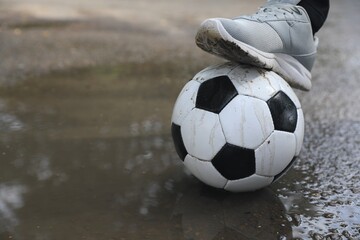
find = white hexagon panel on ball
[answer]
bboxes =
[193,62,239,84]
[294,109,305,156]
[255,131,297,177]
[219,95,274,150]
[181,108,226,161]
[224,174,273,192]
[184,155,228,189]
[228,66,280,101]
[171,80,200,126]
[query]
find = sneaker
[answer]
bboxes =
[195,3,318,91]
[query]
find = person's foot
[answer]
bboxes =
[195,3,318,91]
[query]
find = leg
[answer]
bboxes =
[267,0,330,34]
[298,0,330,34]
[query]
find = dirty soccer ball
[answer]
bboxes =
[171,62,304,192]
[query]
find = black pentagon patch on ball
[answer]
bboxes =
[171,123,187,161]
[267,91,298,133]
[211,143,255,180]
[273,157,297,182]
[196,76,238,114]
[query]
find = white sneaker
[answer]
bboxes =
[195,3,318,91]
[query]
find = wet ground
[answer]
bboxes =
[0,0,359,239]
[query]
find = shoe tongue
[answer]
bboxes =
[234,3,302,20]
[261,2,295,8]
[258,3,303,16]
[263,0,300,7]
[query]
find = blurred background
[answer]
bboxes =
[0,0,262,84]
[0,0,359,239]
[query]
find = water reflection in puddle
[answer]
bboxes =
[0,61,359,239]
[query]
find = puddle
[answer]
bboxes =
[0,60,359,240]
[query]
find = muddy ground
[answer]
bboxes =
[0,0,359,239]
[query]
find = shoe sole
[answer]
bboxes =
[195,19,313,91]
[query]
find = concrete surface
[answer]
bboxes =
[0,0,359,239]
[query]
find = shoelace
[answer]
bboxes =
[238,6,303,21]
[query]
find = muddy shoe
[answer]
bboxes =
[195,3,318,91]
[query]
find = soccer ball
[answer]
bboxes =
[171,62,304,192]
